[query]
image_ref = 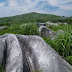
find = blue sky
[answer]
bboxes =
[0,0,72,17]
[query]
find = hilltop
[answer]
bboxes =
[0,12,72,26]
[0,12,61,26]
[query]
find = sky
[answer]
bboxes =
[0,0,72,17]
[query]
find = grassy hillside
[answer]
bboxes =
[0,12,72,72]
[0,12,72,26]
[0,12,61,26]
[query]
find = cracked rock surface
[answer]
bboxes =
[0,34,72,72]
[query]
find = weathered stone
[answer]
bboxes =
[0,26,7,31]
[0,38,6,65]
[38,26,56,40]
[63,23,67,25]
[0,34,72,72]
[46,21,58,26]
[57,22,67,25]
[57,22,62,24]
[35,21,59,27]
[5,34,23,72]
[35,23,46,26]
[56,30,64,34]
[17,34,72,72]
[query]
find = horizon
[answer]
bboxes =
[0,0,72,18]
[0,12,66,18]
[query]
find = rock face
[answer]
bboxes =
[38,26,56,40]
[6,34,23,72]
[0,34,72,72]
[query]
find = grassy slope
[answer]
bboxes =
[44,24,72,65]
[0,12,60,26]
[0,12,72,71]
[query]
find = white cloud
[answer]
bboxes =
[57,4,72,10]
[8,0,18,7]
[40,0,72,10]
[0,0,72,17]
[0,2,5,7]
[47,0,72,10]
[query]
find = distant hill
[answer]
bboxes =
[0,12,72,26]
[0,12,61,26]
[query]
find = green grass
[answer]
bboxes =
[0,63,5,72]
[0,23,39,35]
[0,23,72,71]
[43,24,72,65]
[0,13,72,71]
[30,69,42,72]
[0,12,60,26]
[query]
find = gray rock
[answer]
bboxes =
[57,22,62,24]
[56,30,64,34]
[5,34,23,72]
[63,23,67,25]
[17,34,72,72]
[38,26,56,40]
[35,23,46,27]
[46,21,58,26]
[0,26,7,31]
[0,38,6,65]
[35,21,58,27]
[0,34,72,72]
[57,22,67,25]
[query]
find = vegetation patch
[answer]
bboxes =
[43,24,72,65]
[0,12,72,71]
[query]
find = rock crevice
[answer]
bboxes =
[0,34,72,72]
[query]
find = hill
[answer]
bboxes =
[0,12,61,26]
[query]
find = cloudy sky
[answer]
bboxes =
[0,0,72,17]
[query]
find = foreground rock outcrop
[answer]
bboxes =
[0,34,72,72]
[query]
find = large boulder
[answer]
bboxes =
[38,26,56,40]
[0,34,72,72]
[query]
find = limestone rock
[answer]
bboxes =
[56,30,64,34]
[0,38,6,65]
[5,34,23,72]
[46,21,58,26]
[35,23,46,27]
[38,26,56,40]
[0,26,7,31]
[0,34,72,72]
[63,23,67,25]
